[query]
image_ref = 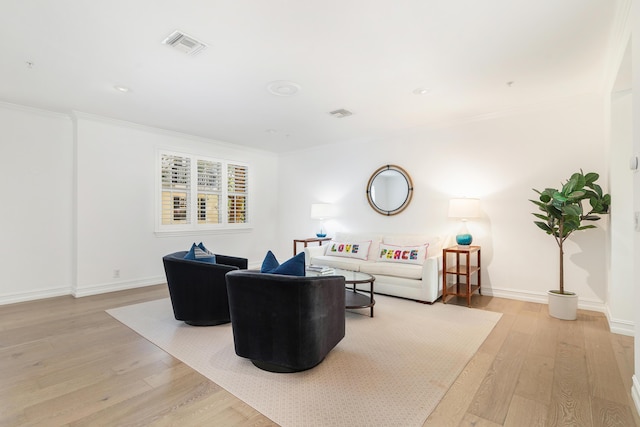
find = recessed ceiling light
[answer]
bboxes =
[266,129,278,134]
[329,109,353,118]
[266,80,301,96]
[114,85,131,93]
[412,87,431,95]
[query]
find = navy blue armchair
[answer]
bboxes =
[162,251,248,326]
[225,270,346,372]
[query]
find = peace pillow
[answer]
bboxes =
[325,241,371,260]
[260,251,305,276]
[377,243,429,265]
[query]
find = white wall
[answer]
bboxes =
[277,94,611,310]
[0,103,74,303]
[609,90,634,335]
[73,114,279,296]
[632,0,640,413]
[0,104,279,303]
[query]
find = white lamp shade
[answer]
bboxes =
[310,203,333,220]
[448,198,480,219]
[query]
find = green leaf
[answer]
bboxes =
[584,172,599,185]
[589,197,602,211]
[552,192,567,203]
[563,205,582,216]
[563,177,576,195]
[569,173,586,191]
[534,221,553,233]
[592,183,603,197]
[583,189,598,200]
[578,225,597,230]
[567,190,586,200]
[532,213,549,221]
[548,207,563,220]
[564,216,581,231]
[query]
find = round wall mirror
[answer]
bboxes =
[366,165,414,216]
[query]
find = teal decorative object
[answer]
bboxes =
[449,198,480,246]
[456,234,472,246]
[311,203,333,239]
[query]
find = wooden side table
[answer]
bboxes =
[442,245,481,306]
[293,237,332,255]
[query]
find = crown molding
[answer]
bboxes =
[601,0,632,93]
[0,100,72,121]
[71,111,275,156]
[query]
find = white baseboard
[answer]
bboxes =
[484,287,637,336]
[482,287,547,304]
[0,286,71,306]
[72,275,166,298]
[483,286,606,313]
[0,276,166,305]
[605,306,635,336]
[633,375,640,418]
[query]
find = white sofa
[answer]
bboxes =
[304,232,446,303]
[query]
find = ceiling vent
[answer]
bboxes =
[162,30,207,55]
[329,109,353,118]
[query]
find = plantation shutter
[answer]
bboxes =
[161,154,191,225]
[197,160,222,224]
[227,163,248,223]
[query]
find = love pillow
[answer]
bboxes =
[325,241,371,260]
[377,243,429,265]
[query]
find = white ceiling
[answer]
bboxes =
[0,1,622,152]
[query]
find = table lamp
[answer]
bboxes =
[310,203,332,237]
[448,198,480,246]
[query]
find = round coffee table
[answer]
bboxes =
[307,268,375,317]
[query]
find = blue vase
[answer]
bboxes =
[456,234,472,245]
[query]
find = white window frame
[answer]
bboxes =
[156,149,251,235]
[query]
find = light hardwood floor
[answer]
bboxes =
[1,285,637,426]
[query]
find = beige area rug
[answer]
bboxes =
[107,295,501,427]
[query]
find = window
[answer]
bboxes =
[227,163,248,223]
[197,159,222,224]
[158,151,249,232]
[161,154,190,225]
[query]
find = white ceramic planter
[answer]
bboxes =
[547,290,578,320]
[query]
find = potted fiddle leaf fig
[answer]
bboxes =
[530,170,610,320]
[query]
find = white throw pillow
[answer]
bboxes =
[377,243,429,265]
[383,235,441,252]
[325,240,372,260]
[334,232,383,260]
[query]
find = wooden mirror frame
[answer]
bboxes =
[366,164,414,216]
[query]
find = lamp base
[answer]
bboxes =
[456,234,473,246]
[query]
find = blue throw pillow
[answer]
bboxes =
[197,242,211,253]
[260,251,305,276]
[184,242,216,264]
[261,250,280,272]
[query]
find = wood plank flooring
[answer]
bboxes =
[0,285,637,426]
